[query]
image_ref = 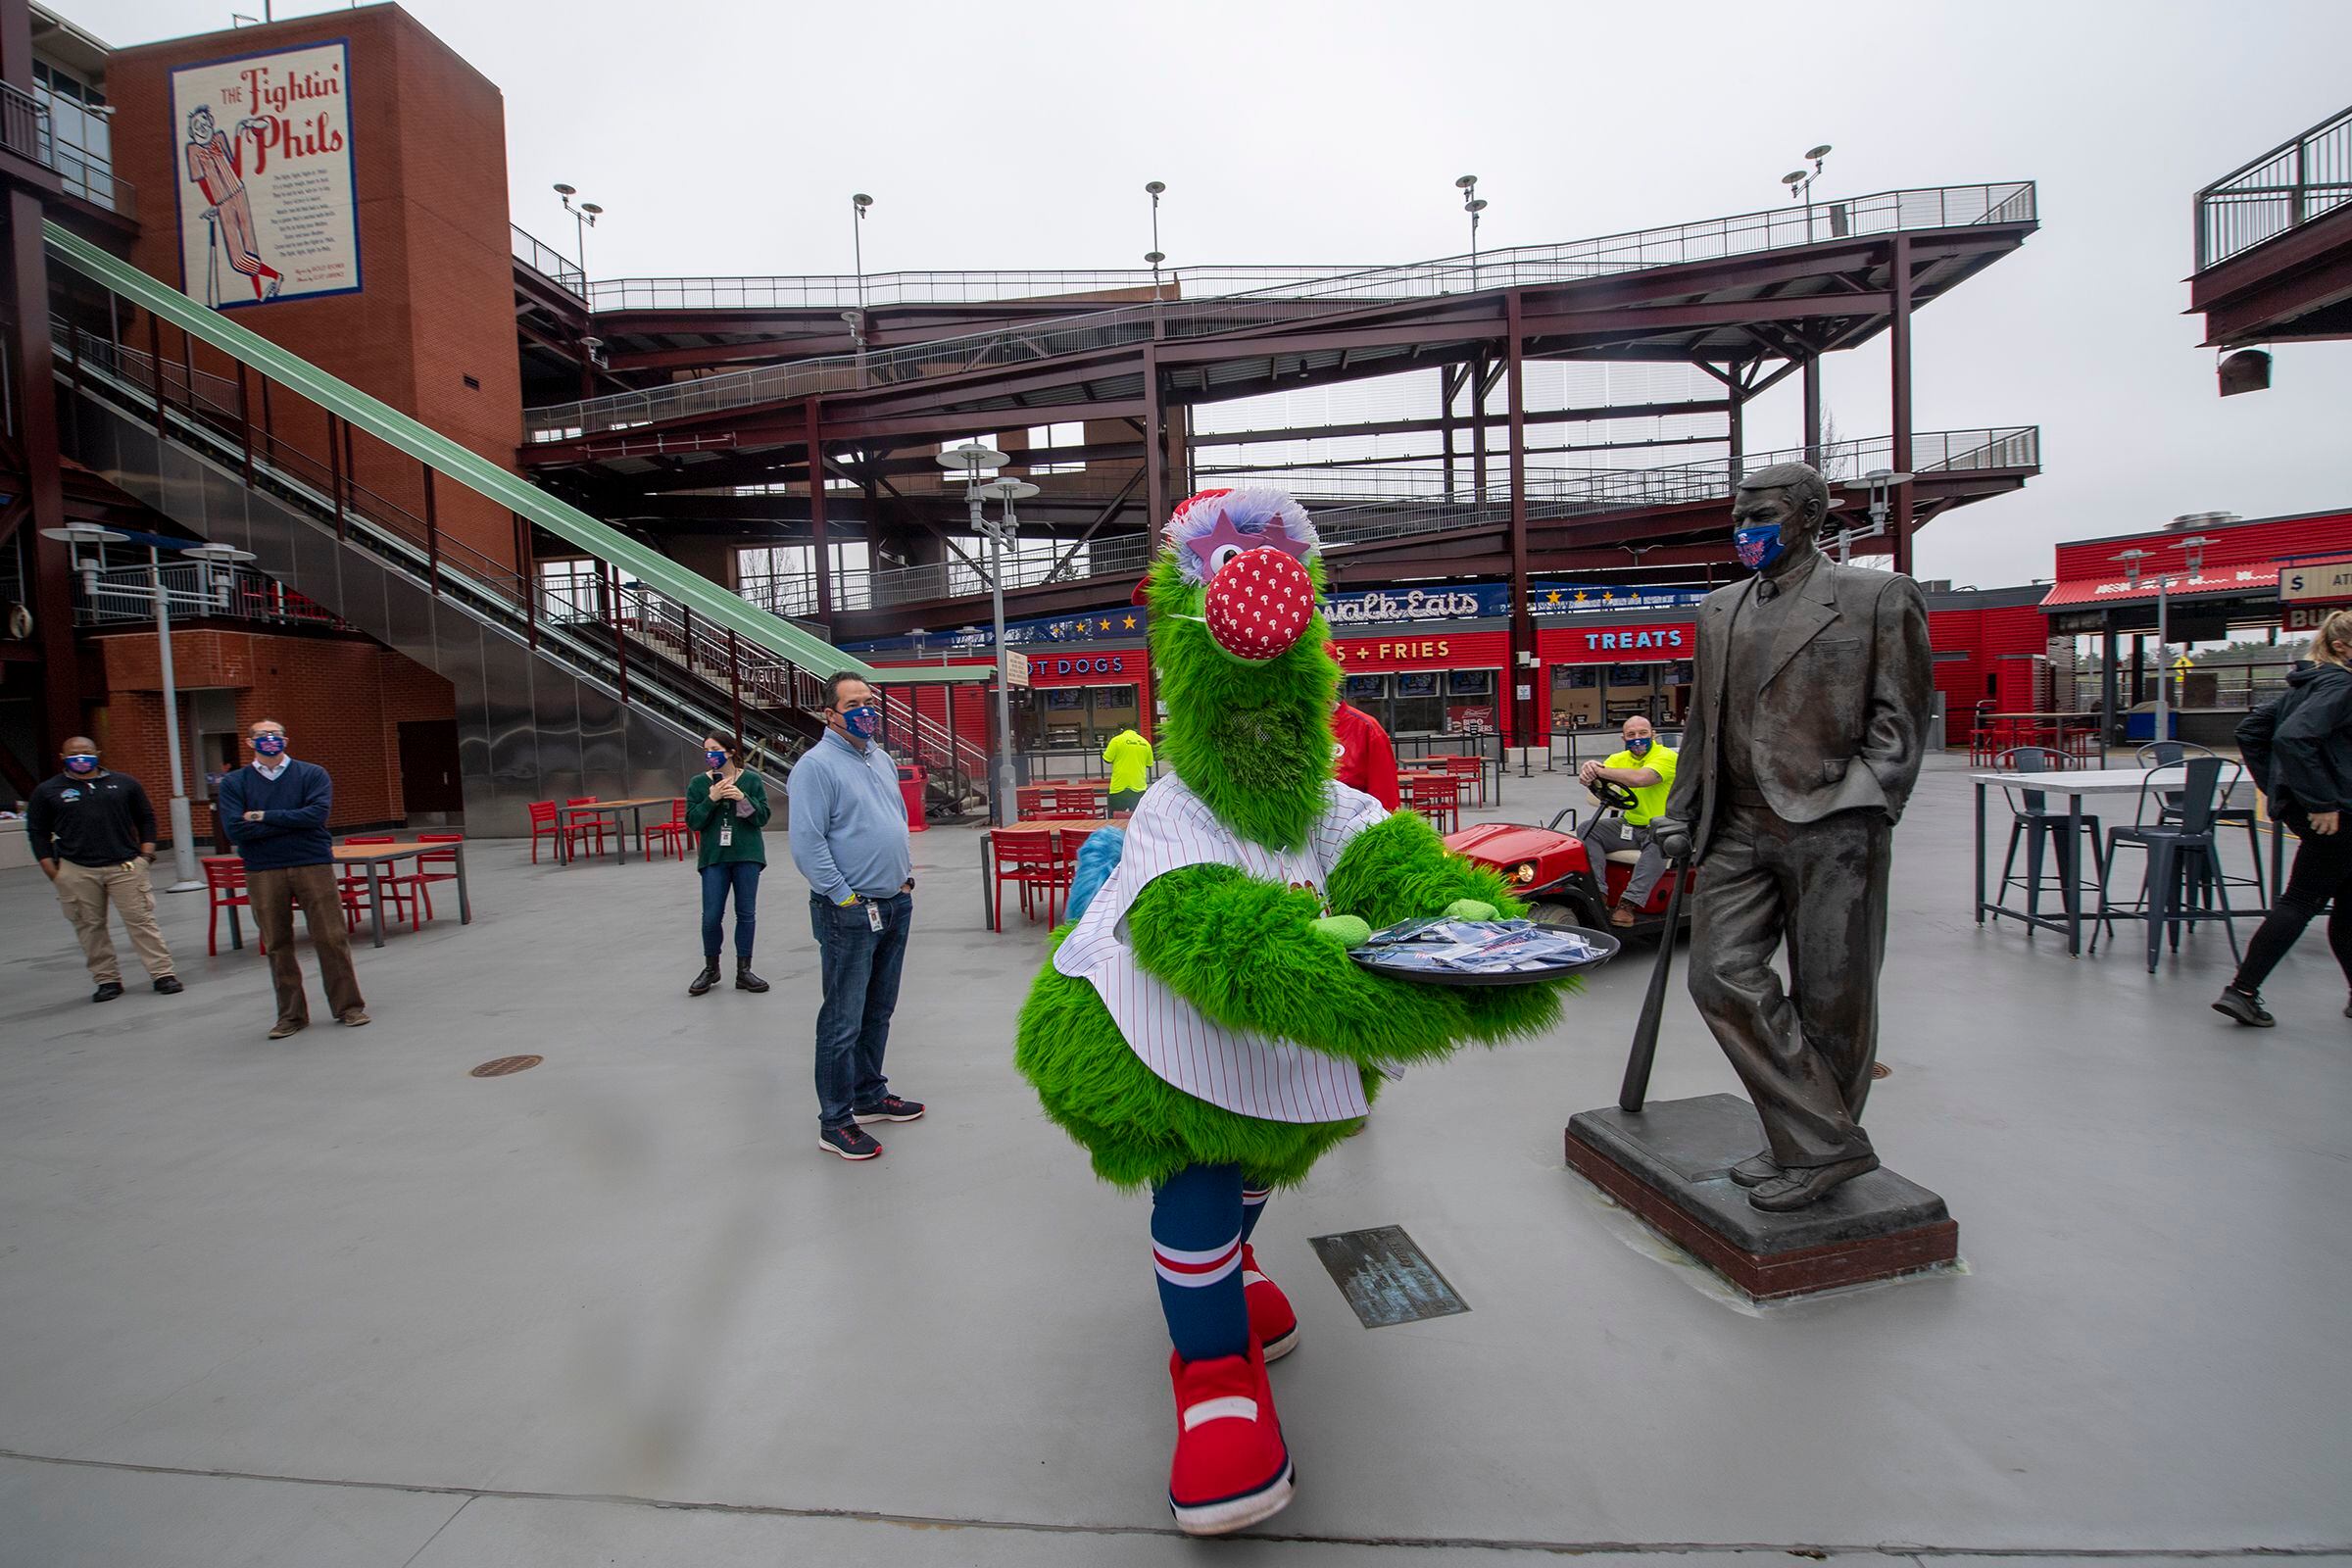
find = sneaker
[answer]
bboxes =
[854,1095,926,1124]
[91,981,124,1004]
[268,1018,307,1040]
[2211,987,2275,1029]
[1242,1245,1298,1362]
[819,1124,882,1160]
[153,976,184,995]
[1609,903,1638,928]
[1166,1341,1295,1537]
[339,1009,371,1028]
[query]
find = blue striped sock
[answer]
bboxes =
[1152,1162,1249,1363]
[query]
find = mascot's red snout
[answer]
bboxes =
[1201,547,1315,662]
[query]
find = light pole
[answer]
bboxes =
[45,525,254,890]
[1145,180,1166,295]
[1837,467,1913,565]
[2112,534,2211,747]
[937,442,1012,820]
[553,183,602,275]
[851,193,873,307]
[1780,144,1832,239]
[1455,174,1487,285]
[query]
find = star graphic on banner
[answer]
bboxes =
[1122,614,1136,629]
[1099,617,1111,630]
[1601,591,1615,602]
[1573,590,1590,603]
[1544,589,1562,604]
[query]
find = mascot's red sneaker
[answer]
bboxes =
[1166,1340,1295,1536]
[1242,1245,1298,1361]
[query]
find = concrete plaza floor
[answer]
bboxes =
[2,757,2348,1567]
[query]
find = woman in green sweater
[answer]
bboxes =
[685,735,773,996]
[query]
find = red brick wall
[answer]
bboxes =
[89,628,455,845]
[104,7,524,575]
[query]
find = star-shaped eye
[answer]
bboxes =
[1187,511,1314,579]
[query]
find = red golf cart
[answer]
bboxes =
[1443,780,1693,939]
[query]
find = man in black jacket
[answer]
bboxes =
[25,736,183,1003]
[1650,463,1934,1210]
[2215,608,2352,1027]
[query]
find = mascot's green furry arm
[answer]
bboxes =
[1014,487,1574,1192]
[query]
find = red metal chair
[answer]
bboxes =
[644,798,696,860]
[527,800,562,863]
[1048,785,1107,817]
[1404,772,1462,834]
[388,834,465,927]
[338,836,418,930]
[202,856,256,956]
[564,797,610,860]
[993,827,1065,928]
[1441,753,1487,808]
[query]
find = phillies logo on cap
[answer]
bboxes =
[1203,547,1315,662]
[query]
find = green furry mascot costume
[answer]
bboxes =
[1014,487,1569,1536]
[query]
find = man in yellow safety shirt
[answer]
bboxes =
[1578,714,1678,927]
[1102,725,1155,814]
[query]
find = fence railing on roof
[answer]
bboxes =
[2196,105,2352,270]
[513,223,587,299]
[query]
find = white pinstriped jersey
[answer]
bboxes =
[1054,774,1391,1123]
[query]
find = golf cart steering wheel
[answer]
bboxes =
[1588,777,1642,813]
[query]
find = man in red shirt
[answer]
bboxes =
[1332,696,1399,811]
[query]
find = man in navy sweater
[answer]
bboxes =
[215,718,368,1039]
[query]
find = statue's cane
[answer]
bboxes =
[1617,844,1691,1113]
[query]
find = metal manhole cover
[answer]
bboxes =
[470,1054,543,1078]
[1870,1061,1891,1080]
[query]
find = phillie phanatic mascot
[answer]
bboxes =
[1015,488,1571,1535]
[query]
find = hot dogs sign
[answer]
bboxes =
[170,42,362,308]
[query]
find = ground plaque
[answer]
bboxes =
[1308,1226,1469,1327]
[1565,1093,1957,1300]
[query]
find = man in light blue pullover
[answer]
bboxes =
[789,673,924,1161]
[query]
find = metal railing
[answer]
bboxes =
[2196,105,2352,270]
[581,265,1380,313]
[513,223,587,298]
[73,560,347,629]
[526,182,2037,443]
[0,79,44,166]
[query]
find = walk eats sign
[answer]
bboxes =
[171,41,363,309]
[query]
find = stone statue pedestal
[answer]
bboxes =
[1565,1094,1957,1301]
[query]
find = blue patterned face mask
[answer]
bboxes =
[252,733,287,757]
[1733,523,1786,572]
[1627,737,1652,757]
[64,754,98,774]
[843,705,882,739]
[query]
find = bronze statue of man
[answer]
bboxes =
[1650,462,1933,1211]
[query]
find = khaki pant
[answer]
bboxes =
[53,858,176,986]
[248,862,366,1027]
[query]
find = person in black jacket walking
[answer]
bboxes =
[215,718,368,1040]
[24,736,183,1003]
[2215,608,2352,1027]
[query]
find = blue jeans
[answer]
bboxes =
[700,861,762,960]
[809,890,911,1129]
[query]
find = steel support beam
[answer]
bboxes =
[1889,234,1915,576]
[1144,345,1166,543]
[805,398,833,620]
[1802,352,1823,467]
[1505,293,1537,747]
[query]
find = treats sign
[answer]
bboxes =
[171,41,363,309]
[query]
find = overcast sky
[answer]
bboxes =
[73,0,2352,589]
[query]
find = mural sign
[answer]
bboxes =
[170,41,361,309]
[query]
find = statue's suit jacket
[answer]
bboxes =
[1663,557,1934,858]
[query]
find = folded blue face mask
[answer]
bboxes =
[64,754,98,774]
[1733,523,1786,572]
[843,705,882,739]
[252,733,287,757]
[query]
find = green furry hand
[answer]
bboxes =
[1310,913,1372,948]
[1442,899,1498,922]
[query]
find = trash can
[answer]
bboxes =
[897,764,928,832]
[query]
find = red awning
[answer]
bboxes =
[2038,563,2278,610]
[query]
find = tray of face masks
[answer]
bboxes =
[1348,916,1620,986]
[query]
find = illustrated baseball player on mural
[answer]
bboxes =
[170,43,360,310]
[182,104,282,304]
[1014,487,1582,1536]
